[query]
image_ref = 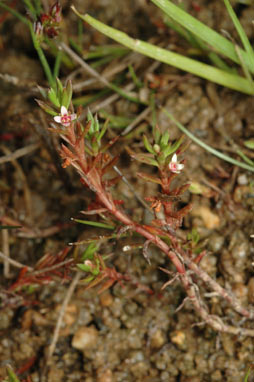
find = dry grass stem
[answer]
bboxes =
[44,271,82,372]
[2,230,10,278]
[0,142,40,165]
[0,250,34,271]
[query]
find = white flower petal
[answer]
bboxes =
[70,113,77,121]
[60,105,68,115]
[171,153,177,163]
[54,116,62,123]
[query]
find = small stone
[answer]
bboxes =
[231,282,248,303]
[150,329,165,349]
[48,367,64,382]
[0,309,14,330]
[97,368,113,382]
[170,330,186,349]
[55,304,78,327]
[191,205,220,229]
[237,174,248,185]
[72,326,98,350]
[130,361,149,377]
[64,304,78,326]
[99,292,113,307]
[211,370,222,381]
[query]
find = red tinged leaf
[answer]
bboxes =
[137,172,162,184]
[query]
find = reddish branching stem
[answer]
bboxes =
[57,119,254,336]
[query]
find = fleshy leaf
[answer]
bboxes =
[131,153,158,167]
[77,263,93,272]
[160,130,170,147]
[244,139,254,149]
[6,366,20,382]
[137,172,162,184]
[56,78,64,101]
[61,80,73,109]
[48,87,60,108]
[163,138,183,158]
[81,242,99,261]
[143,134,156,154]
[35,99,58,116]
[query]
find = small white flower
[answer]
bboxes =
[169,153,184,174]
[54,106,76,127]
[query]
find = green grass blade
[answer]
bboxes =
[244,367,251,382]
[6,366,20,382]
[72,89,111,107]
[23,0,37,18]
[162,108,254,173]
[0,225,21,230]
[84,45,129,59]
[223,0,254,69]
[73,10,254,95]
[72,218,115,230]
[0,2,29,25]
[53,50,63,79]
[164,16,235,73]
[150,0,254,74]
[29,23,55,87]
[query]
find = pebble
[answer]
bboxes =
[150,329,166,349]
[48,367,64,382]
[237,174,248,185]
[97,368,113,382]
[99,292,114,307]
[72,326,98,351]
[170,330,186,349]
[191,205,220,229]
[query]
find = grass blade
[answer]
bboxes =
[72,218,115,230]
[150,0,254,73]
[223,0,254,69]
[73,9,254,95]
[162,108,254,173]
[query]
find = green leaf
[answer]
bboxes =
[35,99,58,116]
[56,78,64,101]
[150,0,253,73]
[162,138,183,158]
[244,367,252,382]
[189,182,203,194]
[72,218,115,229]
[143,135,156,154]
[75,10,254,94]
[223,0,254,70]
[153,124,161,145]
[187,228,200,245]
[128,64,143,88]
[131,153,158,167]
[48,87,61,108]
[137,172,162,184]
[77,263,93,272]
[160,130,170,147]
[244,139,254,149]
[97,119,109,141]
[87,109,95,134]
[6,366,20,382]
[81,242,99,260]
[236,149,254,166]
[61,80,73,109]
